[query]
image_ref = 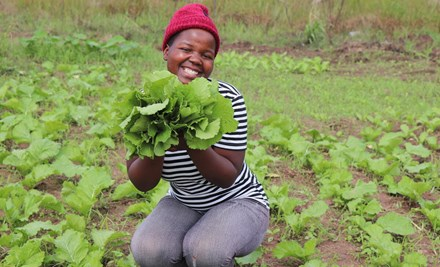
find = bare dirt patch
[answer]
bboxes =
[318,239,363,266]
[301,117,368,138]
[34,175,66,199]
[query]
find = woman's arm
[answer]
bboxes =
[126,156,164,192]
[187,147,244,188]
[170,133,244,188]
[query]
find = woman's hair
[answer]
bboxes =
[162,3,220,56]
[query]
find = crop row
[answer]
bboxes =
[1,41,439,265]
[244,111,439,265]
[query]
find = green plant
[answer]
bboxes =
[2,6,440,264]
[61,167,114,218]
[273,238,318,263]
[119,71,238,159]
[304,21,326,45]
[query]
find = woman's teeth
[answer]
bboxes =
[184,67,198,75]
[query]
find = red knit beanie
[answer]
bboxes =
[162,3,220,56]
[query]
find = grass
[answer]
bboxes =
[2,0,440,47]
[5,30,438,127]
[216,57,439,125]
[1,1,440,266]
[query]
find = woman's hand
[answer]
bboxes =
[168,132,188,151]
[128,132,245,190]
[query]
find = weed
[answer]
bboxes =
[304,21,327,46]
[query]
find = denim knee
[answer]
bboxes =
[183,238,234,267]
[131,235,184,267]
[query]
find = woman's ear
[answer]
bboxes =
[163,45,169,61]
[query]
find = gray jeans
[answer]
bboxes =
[131,196,270,267]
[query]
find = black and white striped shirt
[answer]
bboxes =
[161,79,269,212]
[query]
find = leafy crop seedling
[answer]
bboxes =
[119,71,238,159]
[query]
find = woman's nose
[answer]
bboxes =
[189,53,202,65]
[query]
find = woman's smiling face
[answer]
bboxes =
[163,28,216,84]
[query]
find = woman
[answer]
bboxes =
[127,3,269,267]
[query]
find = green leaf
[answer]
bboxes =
[62,167,114,216]
[3,239,45,267]
[361,126,382,141]
[404,143,431,158]
[136,99,169,115]
[347,198,363,213]
[330,136,371,164]
[91,229,128,249]
[57,142,86,165]
[0,232,25,249]
[22,164,56,188]
[405,162,432,174]
[342,180,377,200]
[425,135,438,150]
[17,220,61,237]
[235,246,263,265]
[396,176,431,201]
[27,138,61,162]
[287,133,311,158]
[114,253,137,267]
[195,119,220,139]
[62,214,86,232]
[11,118,33,143]
[0,185,52,225]
[300,200,328,220]
[273,240,304,259]
[129,115,149,133]
[363,199,382,216]
[420,206,440,231]
[112,181,142,201]
[54,230,90,265]
[273,239,316,261]
[378,132,403,154]
[301,259,328,267]
[69,104,92,125]
[120,72,237,159]
[40,193,65,213]
[364,224,402,264]
[376,212,415,236]
[277,197,301,216]
[119,108,138,130]
[100,137,115,149]
[382,175,398,194]
[124,202,152,216]
[367,158,400,177]
[147,180,169,206]
[61,181,94,216]
[402,252,427,267]
[261,125,290,146]
[79,249,105,267]
[52,155,86,178]
[87,122,111,136]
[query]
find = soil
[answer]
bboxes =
[220,38,439,266]
[3,35,438,266]
[222,36,440,84]
[91,37,439,266]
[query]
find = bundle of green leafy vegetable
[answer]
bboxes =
[119,71,238,159]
